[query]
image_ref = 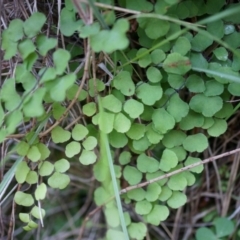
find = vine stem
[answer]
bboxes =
[120,147,240,194]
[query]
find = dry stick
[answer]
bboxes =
[120,147,240,194]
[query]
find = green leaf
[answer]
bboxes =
[189,94,223,117]
[52,102,66,120]
[72,124,89,141]
[168,74,185,89]
[82,136,97,150]
[38,161,54,176]
[6,110,23,134]
[145,183,162,202]
[186,74,205,93]
[36,143,50,161]
[106,230,125,240]
[82,102,97,116]
[146,205,169,225]
[126,123,146,140]
[213,47,228,61]
[183,133,208,152]
[98,111,115,133]
[53,49,71,75]
[14,191,34,207]
[126,0,153,11]
[88,78,105,97]
[215,102,233,119]
[94,186,112,205]
[79,150,97,165]
[183,171,196,186]
[207,119,227,137]
[102,94,122,113]
[15,161,30,184]
[146,67,162,83]
[196,228,217,240]
[167,94,189,122]
[152,108,175,134]
[158,186,172,201]
[16,141,30,156]
[135,200,152,215]
[19,213,30,223]
[128,222,147,240]
[54,159,70,173]
[127,188,145,201]
[50,74,76,102]
[179,111,204,130]
[105,206,120,228]
[204,80,224,97]
[3,19,23,41]
[25,171,38,184]
[123,99,144,118]
[31,206,46,219]
[159,149,178,172]
[35,183,47,200]
[113,71,135,96]
[137,48,152,68]
[146,171,167,186]
[136,83,162,106]
[162,130,186,148]
[90,19,129,53]
[109,130,128,148]
[137,153,159,173]
[0,78,22,111]
[167,191,187,209]
[141,18,170,39]
[48,172,70,189]
[228,82,240,96]
[23,12,46,37]
[40,67,57,83]
[123,166,142,185]
[146,124,163,144]
[27,146,41,162]
[151,49,166,64]
[23,88,46,117]
[79,22,100,38]
[132,135,151,152]
[65,141,81,158]
[51,126,71,143]
[18,39,36,60]
[207,20,224,38]
[119,151,131,165]
[36,34,57,56]
[163,53,191,75]
[191,31,213,52]
[214,217,234,238]
[168,173,187,191]
[170,146,187,162]
[172,36,191,55]
[184,157,204,173]
[202,117,215,129]
[113,112,131,133]
[60,8,82,36]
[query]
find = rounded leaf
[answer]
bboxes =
[14,191,34,207]
[183,133,208,152]
[48,172,70,189]
[65,141,81,158]
[79,150,97,165]
[54,159,70,173]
